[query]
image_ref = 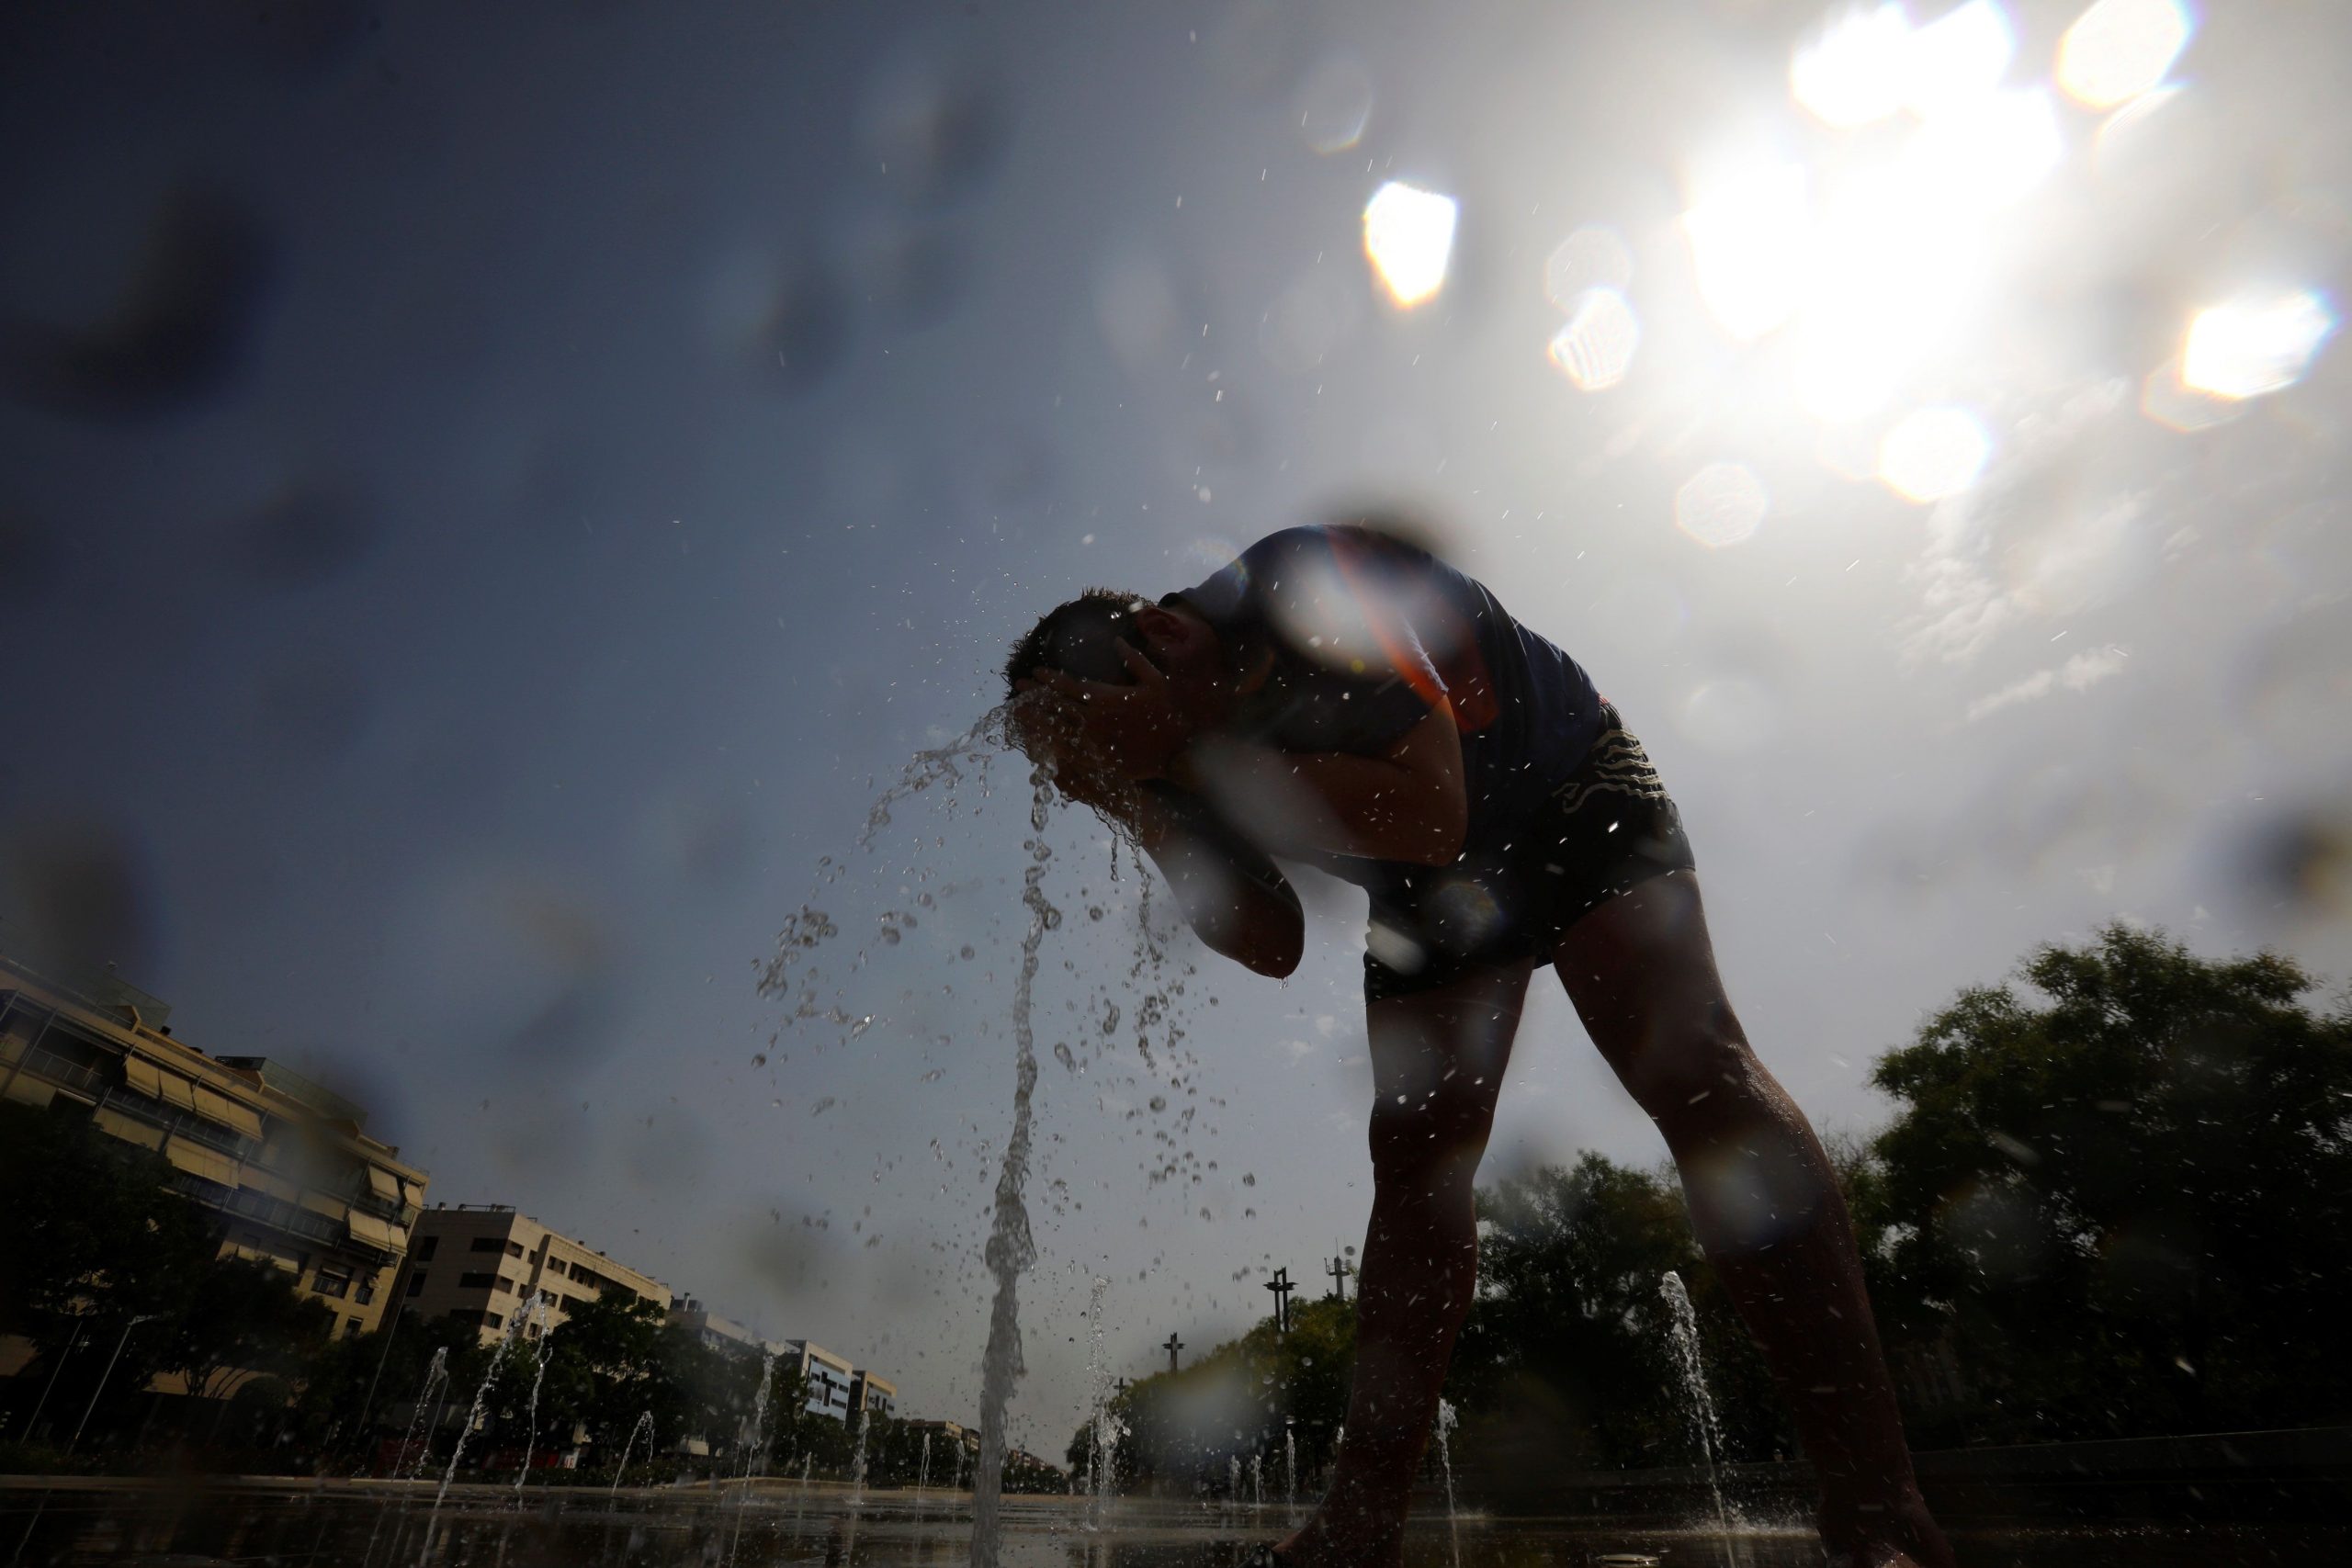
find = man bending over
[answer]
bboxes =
[1007,520,1951,1568]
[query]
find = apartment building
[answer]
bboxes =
[783,1340,855,1421]
[850,1369,897,1419]
[0,955,427,1340]
[668,1297,785,1362]
[404,1203,670,1341]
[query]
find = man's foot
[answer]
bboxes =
[1819,1492,1956,1568]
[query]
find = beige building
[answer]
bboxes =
[850,1369,897,1419]
[405,1203,670,1341]
[669,1297,785,1362]
[0,955,427,1341]
[783,1340,856,1421]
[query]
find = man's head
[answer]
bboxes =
[1001,588,1222,700]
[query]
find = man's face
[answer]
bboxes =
[1131,602,1222,693]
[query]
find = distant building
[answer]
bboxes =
[405,1203,669,1343]
[850,1369,897,1419]
[782,1340,855,1421]
[0,955,427,1341]
[668,1297,785,1361]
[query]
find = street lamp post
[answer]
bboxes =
[18,1317,85,1439]
[67,1314,158,1456]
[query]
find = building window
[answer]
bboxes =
[492,1278,513,1294]
[469,1237,504,1254]
[356,1276,378,1307]
[506,1241,525,1258]
[414,1236,438,1262]
[406,1272,426,1298]
[312,1264,354,1301]
[340,1316,361,1339]
[458,1271,496,1291]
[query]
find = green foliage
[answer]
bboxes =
[1449,1153,1785,1477]
[1861,923,2352,1443]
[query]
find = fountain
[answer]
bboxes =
[1659,1270,1736,1562]
[851,1404,872,1498]
[1251,1452,1263,1508]
[417,1292,542,1564]
[1435,1398,1462,1568]
[394,1348,448,1480]
[1228,1454,1241,1508]
[609,1409,656,1502]
[1285,1423,1297,1519]
[918,1431,933,1492]
[512,1298,557,1496]
[967,764,1059,1568]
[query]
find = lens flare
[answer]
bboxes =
[1909,87,2063,213]
[2180,292,2337,400]
[1791,4,1911,130]
[1544,224,1634,311]
[1547,288,1640,391]
[1878,407,1992,502]
[1363,181,1458,310]
[1675,463,1770,548]
[1682,161,1810,341]
[1902,0,2015,121]
[2057,0,2193,110]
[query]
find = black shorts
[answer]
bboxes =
[1362,705,1696,1005]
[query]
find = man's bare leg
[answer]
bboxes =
[1553,872,1954,1568]
[1278,963,1532,1568]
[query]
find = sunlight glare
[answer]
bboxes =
[1878,406,1992,502]
[1682,162,1810,341]
[1909,87,2063,213]
[1902,1,2016,121]
[1547,288,1640,391]
[1791,4,1911,130]
[1363,181,1458,310]
[2057,0,2193,110]
[2180,293,2338,401]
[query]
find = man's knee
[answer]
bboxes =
[1603,1002,1765,1126]
[1365,1091,1493,1189]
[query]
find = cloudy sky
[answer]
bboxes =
[4,0,2346,1456]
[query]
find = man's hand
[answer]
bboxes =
[1018,640,1198,783]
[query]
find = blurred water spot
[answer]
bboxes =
[217,481,376,585]
[2137,356,2240,433]
[1292,55,1374,154]
[1,816,159,979]
[1546,288,1639,391]
[762,260,851,391]
[0,186,274,421]
[1258,265,1362,374]
[1679,678,1778,754]
[393,867,623,1068]
[254,646,373,761]
[1673,462,1769,548]
[643,789,758,891]
[1543,225,1634,312]
[2057,0,2193,110]
[845,217,967,330]
[2231,807,2352,921]
[1877,407,1990,503]
[1363,182,1458,310]
[862,57,1010,208]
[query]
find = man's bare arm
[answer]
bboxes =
[1127,788,1305,979]
[1171,702,1468,868]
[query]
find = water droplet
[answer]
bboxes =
[1149,1095,1168,1112]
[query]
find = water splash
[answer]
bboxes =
[851,1404,873,1498]
[512,1299,557,1497]
[419,1293,540,1563]
[1660,1270,1736,1562]
[1435,1398,1462,1568]
[1285,1423,1298,1521]
[918,1430,933,1492]
[726,1350,781,1568]
[968,762,1058,1568]
[1251,1451,1264,1508]
[609,1408,656,1501]
[394,1347,448,1480]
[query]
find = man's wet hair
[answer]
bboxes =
[1002,587,1159,697]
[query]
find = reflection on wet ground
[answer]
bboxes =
[3,1482,2342,1568]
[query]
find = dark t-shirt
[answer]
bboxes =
[1166,525,1605,887]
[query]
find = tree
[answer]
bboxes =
[1449,1153,1785,1479]
[154,1258,335,1422]
[1862,924,2352,1444]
